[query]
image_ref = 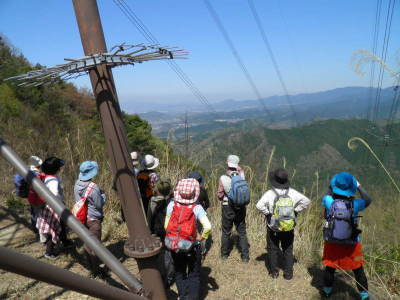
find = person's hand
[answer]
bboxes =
[196,233,203,241]
[356,180,361,188]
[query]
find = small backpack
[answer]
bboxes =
[165,203,197,253]
[137,171,154,200]
[227,172,250,207]
[150,198,169,239]
[324,198,358,245]
[270,188,296,232]
[72,182,96,225]
[27,173,47,206]
[14,174,29,198]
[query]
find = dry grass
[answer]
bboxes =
[0,121,399,299]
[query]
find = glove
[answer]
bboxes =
[356,180,361,188]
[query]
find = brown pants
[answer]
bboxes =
[84,219,102,257]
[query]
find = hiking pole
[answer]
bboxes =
[0,246,147,300]
[0,137,143,294]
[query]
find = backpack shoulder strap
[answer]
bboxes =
[284,188,290,196]
[82,182,96,201]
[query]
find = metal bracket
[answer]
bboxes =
[124,235,162,258]
[5,43,186,87]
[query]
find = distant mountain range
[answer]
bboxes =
[148,86,398,138]
[133,86,396,116]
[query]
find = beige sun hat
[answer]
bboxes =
[130,151,139,166]
[141,154,159,170]
[227,154,240,168]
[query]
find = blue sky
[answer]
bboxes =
[1,0,399,113]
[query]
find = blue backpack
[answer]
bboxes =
[227,172,250,207]
[14,173,29,198]
[324,198,359,245]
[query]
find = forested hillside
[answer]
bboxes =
[186,118,400,192]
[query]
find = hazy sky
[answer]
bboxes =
[1,0,399,113]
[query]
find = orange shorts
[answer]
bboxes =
[322,242,365,270]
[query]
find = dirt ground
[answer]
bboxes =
[0,205,385,300]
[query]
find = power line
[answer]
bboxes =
[113,0,217,115]
[247,0,301,127]
[203,0,274,122]
[366,0,382,121]
[371,0,396,123]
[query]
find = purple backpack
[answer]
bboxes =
[324,198,357,245]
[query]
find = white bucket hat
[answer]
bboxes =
[28,156,43,170]
[130,151,139,166]
[227,154,240,168]
[141,154,159,170]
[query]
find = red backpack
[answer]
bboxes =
[165,203,197,253]
[27,173,50,206]
[72,182,96,225]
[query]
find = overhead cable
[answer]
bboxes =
[203,0,274,122]
[366,0,383,121]
[371,0,396,123]
[113,0,217,114]
[247,0,300,127]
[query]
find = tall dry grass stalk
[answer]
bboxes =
[348,137,400,193]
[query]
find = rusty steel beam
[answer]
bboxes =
[0,246,147,300]
[0,137,143,294]
[71,1,166,299]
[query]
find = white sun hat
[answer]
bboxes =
[28,156,43,170]
[227,154,240,168]
[130,151,139,166]
[141,154,160,170]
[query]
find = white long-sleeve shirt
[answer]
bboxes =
[256,188,310,216]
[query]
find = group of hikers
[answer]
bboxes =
[13,152,372,300]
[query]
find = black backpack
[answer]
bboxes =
[150,199,168,239]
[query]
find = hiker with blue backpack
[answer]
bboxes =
[164,178,212,300]
[256,168,310,280]
[13,155,43,237]
[321,172,372,300]
[217,154,250,263]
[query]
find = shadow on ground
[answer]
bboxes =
[307,264,360,299]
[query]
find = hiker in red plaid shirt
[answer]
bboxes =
[36,157,66,259]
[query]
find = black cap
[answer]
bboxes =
[187,171,203,186]
[41,157,64,175]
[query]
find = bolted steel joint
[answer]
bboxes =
[124,235,162,258]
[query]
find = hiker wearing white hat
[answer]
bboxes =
[217,154,250,263]
[130,151,140,176]
[137,154,160,213]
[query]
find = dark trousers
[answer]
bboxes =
[84,219,102,272]
[59,220,68,243]
[45,235,56,255]
[221,204,249,259]
[171,245,201,300]
[324,266,368,292]
[267,228,294,275]
[30,205,39,235]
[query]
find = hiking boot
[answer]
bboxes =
[270,272,279,279]
[359,291,369,300]
[283,272,293,280]
[321,287,332,298]
[241,257,250,264]
[44,253,58,260]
